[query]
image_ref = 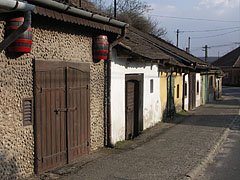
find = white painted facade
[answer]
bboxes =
[196,73,201,107]
[183,73,189,111]
[110,49,161,145]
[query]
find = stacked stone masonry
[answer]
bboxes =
[0,15,105,179]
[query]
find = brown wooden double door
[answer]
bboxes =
[34,61,90,174]
[125,74,143,140]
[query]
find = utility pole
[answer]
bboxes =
[176,29,179,48]
[188,37,191,52]
[114,0,117,18]
[202,45,210,63]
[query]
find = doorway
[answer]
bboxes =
[34,61,90,174]
[125,74,143,140]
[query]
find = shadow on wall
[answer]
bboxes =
[0,149,19,179]
[162,101,176,122]
[5,51,25,59]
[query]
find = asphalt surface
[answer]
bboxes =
[195,86,240,180]
[30,86,240,180]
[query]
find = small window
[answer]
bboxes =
[23,98,33,126]
[197,80,199,95]
[184,82,187,97]
[150,79,154,93]
[177,84,179,98]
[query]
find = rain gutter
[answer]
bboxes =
[28,0,128,28]
[0,0,35,12]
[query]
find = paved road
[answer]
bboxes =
[196,86,240,180]
[33,87,240,180]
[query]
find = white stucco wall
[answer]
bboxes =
[110,49,161,145]
[183,73,189,111]
[196,73,201,107]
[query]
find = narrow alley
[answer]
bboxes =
[31,86,240,180]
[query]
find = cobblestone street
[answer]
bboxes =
[28,87,240,180]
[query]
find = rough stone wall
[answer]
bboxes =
[0,20,34,179]
[90,62,105,151]
[0,15,105,179]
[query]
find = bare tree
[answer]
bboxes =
[90,0,168,39]
[89,0,106,11]
[116,0,151,16]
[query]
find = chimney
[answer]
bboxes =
[186,47,190,53]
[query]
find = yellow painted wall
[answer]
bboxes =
[160,72,168,120]
[174,72,183,113]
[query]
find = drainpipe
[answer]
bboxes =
[0,1,35,52]
[0,0,35,12]
[106,26,127,147]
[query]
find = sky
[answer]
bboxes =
[104,0,240,58]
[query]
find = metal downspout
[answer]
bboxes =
[106,26,127,147]
[0,0,35,12]
[0,1,35,53]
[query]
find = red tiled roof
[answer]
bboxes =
[117,28,188,68]
[128,27,207,66]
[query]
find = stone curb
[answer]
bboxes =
[183,127,230,180]
[183,103,240,180]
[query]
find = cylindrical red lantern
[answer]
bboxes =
[7,17,32,53]
[93,35,109,61]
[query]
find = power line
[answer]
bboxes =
[178,26,240,33]
[191,42,239,52]
[150,15,239,23]
[210,42,240,48]
[191,29,240,39]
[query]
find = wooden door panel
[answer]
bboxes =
[67,67,90,162]
[126,81,135,139]
[189,73,196,110]
[35,61,90,174]
[35,67,67,174]
[167,74,175,116]
[125,74,143,140]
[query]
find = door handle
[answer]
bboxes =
[54,107,77,114]
[54,108,68,114]
[68,107,77,112]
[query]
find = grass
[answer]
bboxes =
[115,140,134,149]
[176,110,190,116]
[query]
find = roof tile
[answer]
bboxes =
[212,46,240,67]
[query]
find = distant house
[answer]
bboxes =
[199,57,219,64]
[133,29,208,111]
[108,26,218,145]
[213,47,240,86]
[110,27,171,145]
